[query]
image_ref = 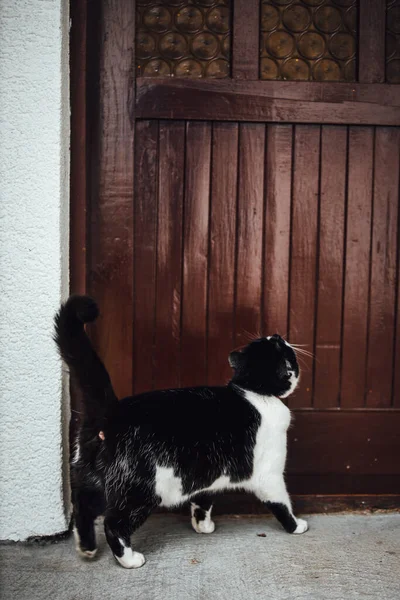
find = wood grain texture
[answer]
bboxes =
[70,0,88,296]
[394,229,400,407]
[341,128,374,408]
[232,0,259,80]
[359,0,386,83]
[286,474,400,495]
[153,122,185,390]
[137,79,400,106]
[286,411,400,477]
[209,493,400,514]
[133,121,159,394]
[263,124,293,337]
[313,127,347,408]
[207,123,239,386]
[234,124,266,348]
[180,122,211,387]
[366,128,400,407]
[136,80,400,125]
[288,126,320,408]
[89,0,135,399]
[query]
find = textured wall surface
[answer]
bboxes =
[0,0,70,540]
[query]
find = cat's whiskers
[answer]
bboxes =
[289,343,310,348]
[292,347,315,359]
[242,329,262,342]
[294,353,310,372]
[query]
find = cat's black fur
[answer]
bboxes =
[55,295,306,568]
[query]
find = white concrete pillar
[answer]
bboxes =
[0,0,70,540]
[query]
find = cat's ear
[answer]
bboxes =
[228,351,242,369]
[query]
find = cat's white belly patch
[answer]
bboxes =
[155,466,186,507]
[155,467,237,507]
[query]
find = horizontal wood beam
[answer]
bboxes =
[213,493,400,514]
[162,494,400,514]
[136,80,400,126]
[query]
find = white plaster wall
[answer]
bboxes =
[0,0,70,540]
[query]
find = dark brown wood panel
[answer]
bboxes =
[288,125,320,408]
[181,122,212,387]
[263,124,293,338]
[235,124,266,347]
[133,120,159,394]
[313,127,347,409]
[287,411,400,477]
[136,80,400,126]
[341,127,374,408]
[89,0,135,400]
[207,122,239,386]
[287,475,400,495]
[394,251,400,406]
[211,493,400,515]
[74,0,400,505]
[232,0,259,80]
[366,128,400,407]
[153,122,185,390]
[359,0,386,83]
[70,0,87,296]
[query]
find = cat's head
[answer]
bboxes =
[228,335,299,398]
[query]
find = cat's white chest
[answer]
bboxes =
[244,391,291,487]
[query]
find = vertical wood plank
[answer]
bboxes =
[366,128,400,407]
[394,228,400,406]
[359,0,386,83]
[89,0,135,399]
[235,123,266,347]
[263,124,293,337]
[181,122,212,388]
[153,121,185,390]
[288,125,320,409]
[133,120,159,394]
[207,123,239,386]
[70,0,87,296]
[313,126,347,408]
[341,127,374,408]
[232,0,260,80]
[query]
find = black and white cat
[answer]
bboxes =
[55,295,308,569]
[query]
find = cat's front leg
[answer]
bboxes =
[253,476,308,535]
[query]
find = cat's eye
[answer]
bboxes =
[285,359,291,371]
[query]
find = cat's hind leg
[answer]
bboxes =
[73,483,105,559]
[190,494,215,534]
[254,476,308,534]
[104,493,155,569]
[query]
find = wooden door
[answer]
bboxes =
[71,0,400,506]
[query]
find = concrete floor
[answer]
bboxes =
[1,513,399,600]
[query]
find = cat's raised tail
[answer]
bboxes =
[54,295,118,429]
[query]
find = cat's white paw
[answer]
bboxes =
[74,527,97,559]
[191,516,215,534]
[76,546,97,559]
[293,518,309,534]
[115,549,146,569]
